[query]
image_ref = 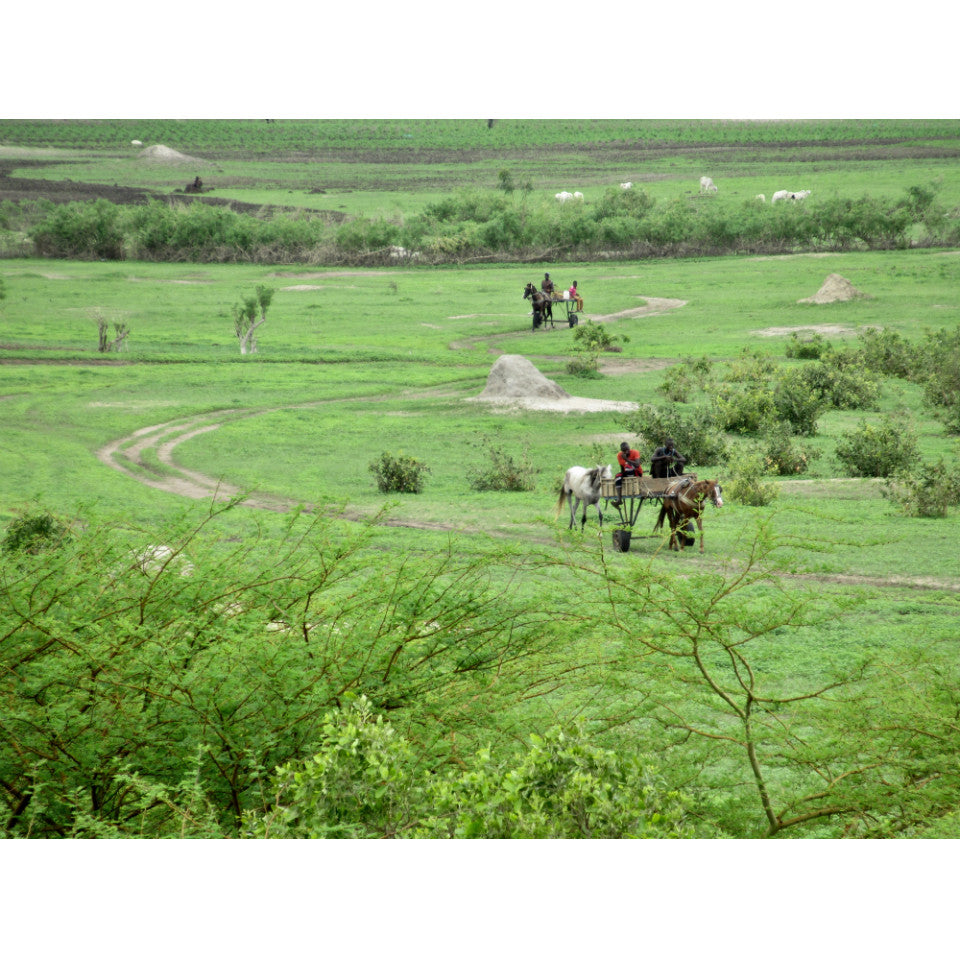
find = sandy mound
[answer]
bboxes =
[468,354,638,413]
[137,144,211,165]
[799,273,869,304]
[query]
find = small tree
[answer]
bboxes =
[233,285,274,356]
[835,416,919,478]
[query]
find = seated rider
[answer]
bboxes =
[541,272,555,298]
[568,281,584,311]
[650,437,686,479]
[614,441,642,500]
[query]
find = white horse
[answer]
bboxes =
[555,465,614,530]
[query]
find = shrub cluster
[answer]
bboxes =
[19,182,952,265]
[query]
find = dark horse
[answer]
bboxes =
[523,282,553,328]
[653,477,723,553]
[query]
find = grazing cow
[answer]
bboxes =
[755,194,766,202]
[699,176,718,194]
[620,182,633,190]
[556,465,614,530]
[573,191,584,200]
[555,191,574,203]
[772,189,811,203]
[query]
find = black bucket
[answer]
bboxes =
[612,529,632,552]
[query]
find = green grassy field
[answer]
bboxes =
[2,119,960,839]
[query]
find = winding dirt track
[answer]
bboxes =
[90,299,960,592]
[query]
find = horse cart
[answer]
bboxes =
[523,284,581,330]
[600,474,698,551]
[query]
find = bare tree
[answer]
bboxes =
[95,312,130,353]
[233,285,274,356]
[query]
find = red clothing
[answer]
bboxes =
[617,449,642,476]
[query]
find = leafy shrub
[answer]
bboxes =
[565,354,601,377]
[835,417,920,477]
[30,199,125,259]
[2,510,72,556]
[881,459,960,517]
[772,368,826,436]
[248,699,692,839]
[916,328,960,433]
[467,439,538,492]
[369,452,429,493]
[785,332,828,360]
[657,356,712,403]
[713,383,777,433]
[722,452,779,506]
[572,319,628,354]
[856,328,917,379]
[760,426,821,475]
[622,404,728,467]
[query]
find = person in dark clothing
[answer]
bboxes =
[541,273,555,297]
[651,438,686,479]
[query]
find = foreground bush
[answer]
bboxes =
[0,504,561,837]
[247,698,692,839]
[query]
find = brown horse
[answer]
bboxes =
[653,477,723,553]
[523,282,553,328]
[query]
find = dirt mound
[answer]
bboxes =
[477,355,571,401]
[138,144,212,165]
[469,354,638,413]
[799,273,869,304]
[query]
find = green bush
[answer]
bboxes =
[772,368,826,436]
[722,452,779,506]
[369,451,430,493]
[623,403,728,467]
[835,416,920,477]
[760,426,821,475]
[2,510,72,556]
[468,439,538,492]
[785,332,829,360]
[881,459,960,517]
[247,699,692,839]
[713,383,777,434]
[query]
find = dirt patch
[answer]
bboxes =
[754,324,863,338]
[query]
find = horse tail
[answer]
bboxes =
[555,484,567,518]
[652,503,667,533]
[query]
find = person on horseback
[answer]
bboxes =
[612,441,642,503]
[651,437,686,479]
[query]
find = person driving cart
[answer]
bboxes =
[650,437,686,479]
[612,441,642,504]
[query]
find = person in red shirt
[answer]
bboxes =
[614,441,642,502]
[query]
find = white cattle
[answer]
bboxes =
[755,194,766,202]
[130,140,143,147]
[573,191,584,200]
[555,191,574,203]
[772,189,811,203]
[620,182,632,190]
[699,176,718,194]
